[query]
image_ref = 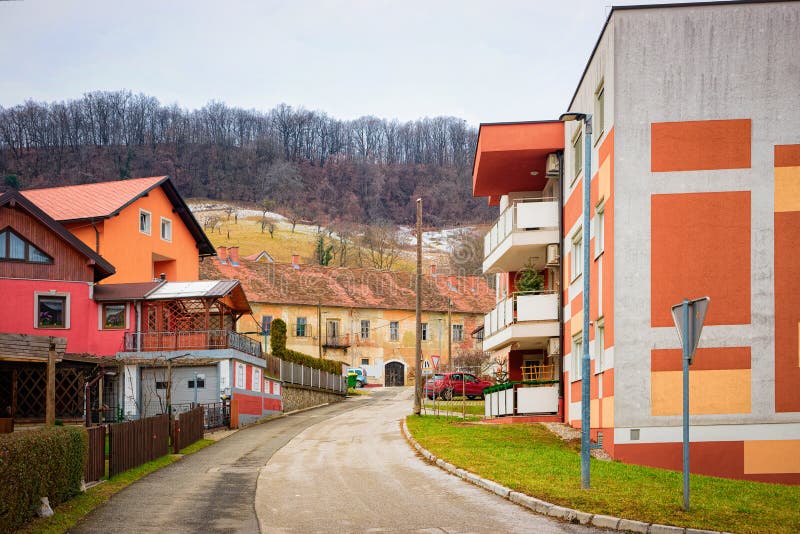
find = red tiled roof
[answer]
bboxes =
[21,176,167,221]
[201,259,494,314]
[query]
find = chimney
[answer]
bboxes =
[291,254,300,270]
[228,246,240,267]
[217,246,228,264]
[430,264,437,276]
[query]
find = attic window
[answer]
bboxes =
[0,227,53,264]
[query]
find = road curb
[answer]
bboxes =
[401,420,731,534]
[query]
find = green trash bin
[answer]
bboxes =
[347,372,357,389]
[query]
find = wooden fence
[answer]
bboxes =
[108,413,169,477]
[84,425,106,483]
[172,405,204,453]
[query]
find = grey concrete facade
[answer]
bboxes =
[563,1,800,444]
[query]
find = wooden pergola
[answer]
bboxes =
[0,333,66,430]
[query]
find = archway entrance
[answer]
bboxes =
[384,361,405,387]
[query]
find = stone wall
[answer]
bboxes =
[281,384,345,413]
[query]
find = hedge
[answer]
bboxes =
[0,426,87,531]
[271,318,345,375]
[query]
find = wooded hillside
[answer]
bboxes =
[0,91,493,227]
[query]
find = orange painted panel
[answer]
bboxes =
[744,440,800,474]
[775,144,800,167]
[774,166,800,213]
[651,347,751,372]
[651,192,750,327]
[600,130,614,347]
[775,210,800,412]
[601,396,614,428]
[651,119,751,172]
[651,369,751,415]
[602,369,615,397]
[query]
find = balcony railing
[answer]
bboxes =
[124,330,262,358]
[484,197,558,257]
[322,334,351,348]
[484,291,559,338]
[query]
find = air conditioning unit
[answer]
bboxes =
[546,243,560,266]
[548,337,561,356]
[545,153,560,177]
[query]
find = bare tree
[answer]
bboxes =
[359,222,401,270]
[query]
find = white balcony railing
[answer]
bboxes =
[484,197,559,258]
[483,291,559,338]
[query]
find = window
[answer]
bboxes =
[452,324,464,342]
[595,82,605,138]
[102,303,126,330]
[252,368,261,393]
[235,362,245,389]
[155,381,168,390]
[160,217,172,242]
[36,293,68,329]
[295,317,307,337]
[361,358,369,366]
[421,323,428,341]
[0,228,52,263]
[360,319,370,339]
[572,130,583,179]
[139,209,152,235]
[261,316,272,336]
[571,228,583,281]
[475,329,484,342]
[572,334,583,380]
[389,321,399,341]
[595,202,605,257]
[187,378,205,389]
[595,318,605,373]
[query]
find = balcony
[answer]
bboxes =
[483,291,559,352]
[124,330,262,359]
[483,197,559,274]
[322,334,351,349]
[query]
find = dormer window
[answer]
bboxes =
[139,209,152,235]
[0,227,52,264]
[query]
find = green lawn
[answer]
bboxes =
[422,398,484,416]
[406,417,800,534]
[18,439,215,534]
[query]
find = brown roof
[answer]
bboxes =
[93,282,163,301]
[22,176,167,221]
[200,259,494,314]
[21,176,216,256]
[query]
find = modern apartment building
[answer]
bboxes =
[473,0,800,483]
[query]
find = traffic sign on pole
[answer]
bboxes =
[431,355,440,370]
[671,297,710,364]
[671,296,710,512]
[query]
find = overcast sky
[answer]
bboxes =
[1,0,705,125]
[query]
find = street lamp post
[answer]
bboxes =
[559,111,592,490]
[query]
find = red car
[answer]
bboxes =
[424,372,493,400]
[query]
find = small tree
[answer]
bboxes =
[315,235,334,266]
[515,259,544,293]
[270,318,288,356]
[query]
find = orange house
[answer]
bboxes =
[23,176,215,283]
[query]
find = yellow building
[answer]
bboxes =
[201,251,493,386]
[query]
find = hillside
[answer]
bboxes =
[188,199,485,276]
[0,91,495,228]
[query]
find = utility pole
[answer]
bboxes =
[414,198,423,415]
[447,299,452,365]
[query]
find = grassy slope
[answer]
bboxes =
[406,417,800,534]
[190,202,417,271]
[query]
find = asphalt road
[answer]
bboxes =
[72,388,601,533]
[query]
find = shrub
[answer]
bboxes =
[0,426,87,531]
[270,318,344,375]
[270,318,288,355]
